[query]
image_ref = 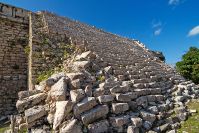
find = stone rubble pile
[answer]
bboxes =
[11,50,199,133]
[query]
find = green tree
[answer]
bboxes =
[176,47,199,84]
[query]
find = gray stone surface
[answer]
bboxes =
[88,120,109,133]
[136,96,148,108]
[112,103,129,114]
[16,93,47,113]
[70,89,85,102]
[109,115,130,127]
[73,97,97,116]
[48,77,68,101]
[81,105,109,125]
[131,116,143,127]
[97,95,114,103]
[127,126,139,133]
[140,111,156,123]
[25,105,47,124]
[60,119,82,133]
[53,101,73,130]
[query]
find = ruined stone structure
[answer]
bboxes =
[1,2,199,133]
[0,3,73,117]
[0,3,29,116]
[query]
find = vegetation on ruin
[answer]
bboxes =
[0,124,27,133]
[176,47,199,84]
[35,36,77,84]
[96,75,106,82]
[36,67,63,84]
[178,101,199,133]
[61,43,77,59]
[42,38,51,45]
[24,46,30,55]
[0,124,10,133]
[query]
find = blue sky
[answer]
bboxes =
[1,0,199,65]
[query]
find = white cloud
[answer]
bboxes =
[152,21,162,28]
[154,28,162,36]
[188,26,199,37]
[168,0,180,5]
[152,20,163,36]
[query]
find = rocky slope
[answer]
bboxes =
[9,12,199,133]
[12,49,198,133]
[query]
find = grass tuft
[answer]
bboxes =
[178,101,199,133]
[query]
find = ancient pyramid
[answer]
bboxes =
[1,3,199,133]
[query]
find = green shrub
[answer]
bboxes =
[176,47,199,84]
[24,46,30,55]
[36,69,55,84]
[97,75,105,82]
[36,67,63,84]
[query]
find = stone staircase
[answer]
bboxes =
[8,11,199,133]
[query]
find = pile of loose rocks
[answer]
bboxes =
[12,51,199,133]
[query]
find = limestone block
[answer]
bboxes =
[130,92,138,100]
[66,73,84,80]
[46,72,67,86]
[150,88,162,95]
[155,95,164,101]
[81,105,109,125]
[127,126,139,133]
[146,95,156,102]
[60,119,82,133]
[140,111,156,123]
[110,85,129,93]
[116,93,132,102]
[143,121,152,130]
[133,83,145,89]
[175,96,186,102]
[73,61,90,71]
[85,85,92,97]
[73,97,97,116]
[122,81,133,87]
[75,51,95,61]
[109,115,130,127]
[147,106,159,114]
[2,6,12,16]
[88,120,109,133]
[70,89,85,103]
[15,8,26,18]
[104,66,113,75]
[159,123,170,132]
[25,105,47,124]
[18,90,41,100]
[93,88,105,97]
[134,89,149,96]
[16,93,47,113]
[103,77,121,89]
[47,113,54,124]
[131,116,143,127]
[48,77,68,102]
[136,96,148,108]
[112,103,129,114]
[97,95,114,103]
[53,101,73,130]
[118,75,126,81]
[70,79,81,89]
[128,101,138,111]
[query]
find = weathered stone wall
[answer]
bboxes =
[29,13,73,87]
[0,3,198,133]
[0,3,29,116]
